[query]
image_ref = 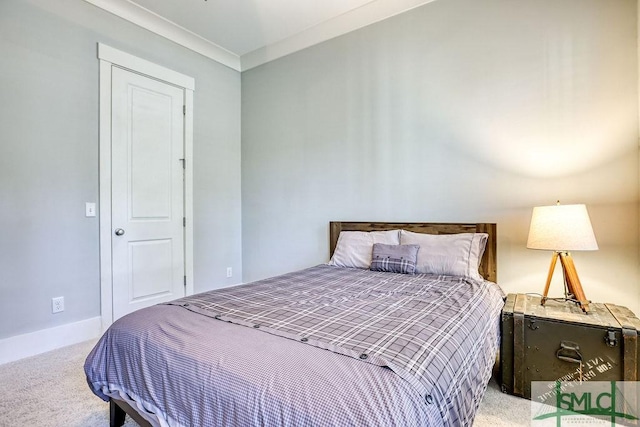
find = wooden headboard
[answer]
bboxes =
[329,222,497,282]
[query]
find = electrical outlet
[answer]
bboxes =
[226,267,232,278]
[52,297,64,313]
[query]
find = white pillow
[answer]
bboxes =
[329,230,400,269]
[399,230,488,280]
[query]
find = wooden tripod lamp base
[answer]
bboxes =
[540,251,590,313]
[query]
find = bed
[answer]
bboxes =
[85,222,503,427]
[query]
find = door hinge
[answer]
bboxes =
[179,158,185,169]
[183,105,186,115]
[183,217,186,227]
[184,276,187,287]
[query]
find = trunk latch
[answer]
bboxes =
[605,330,618,347]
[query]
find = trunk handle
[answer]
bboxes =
[556,341,583,364]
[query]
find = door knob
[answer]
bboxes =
[114,228,125,236]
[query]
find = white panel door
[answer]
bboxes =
[111,66,185,320]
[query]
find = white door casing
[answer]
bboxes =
[98,44,195,328]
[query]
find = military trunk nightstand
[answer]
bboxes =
[501,293,640,399]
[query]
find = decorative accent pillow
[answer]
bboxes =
[399,230,488,280]
[329,230,400,269]
[370,244,420,274]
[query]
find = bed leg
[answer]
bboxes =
[110,400,126,427]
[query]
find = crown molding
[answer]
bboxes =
[83,0,437,73]
[82,0,241,71]
[240,0,438,71]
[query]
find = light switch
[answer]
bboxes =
[85,202,96,217]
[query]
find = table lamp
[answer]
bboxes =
[526,202,598,313]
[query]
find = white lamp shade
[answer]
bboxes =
[527,204,598,251]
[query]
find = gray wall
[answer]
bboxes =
[242,0,640,312]
[0,0,242,339]
[0,0,637,342]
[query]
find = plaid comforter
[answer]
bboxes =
[86,264,504,427]
[168,264,504,425]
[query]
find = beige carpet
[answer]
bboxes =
[0,340,530,426]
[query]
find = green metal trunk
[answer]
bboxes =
[501,293,640,399]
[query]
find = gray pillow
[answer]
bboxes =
[399,230,488,280]
[370,244,420,274]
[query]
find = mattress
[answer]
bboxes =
[85,265,504,427]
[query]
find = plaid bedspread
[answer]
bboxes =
[167,264,504,425]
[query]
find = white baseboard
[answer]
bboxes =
[0,316,102,365]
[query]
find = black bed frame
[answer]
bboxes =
[110,400,151,427]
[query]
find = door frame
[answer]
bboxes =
[98,43,195,329]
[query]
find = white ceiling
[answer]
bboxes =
[85,0,436,71]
